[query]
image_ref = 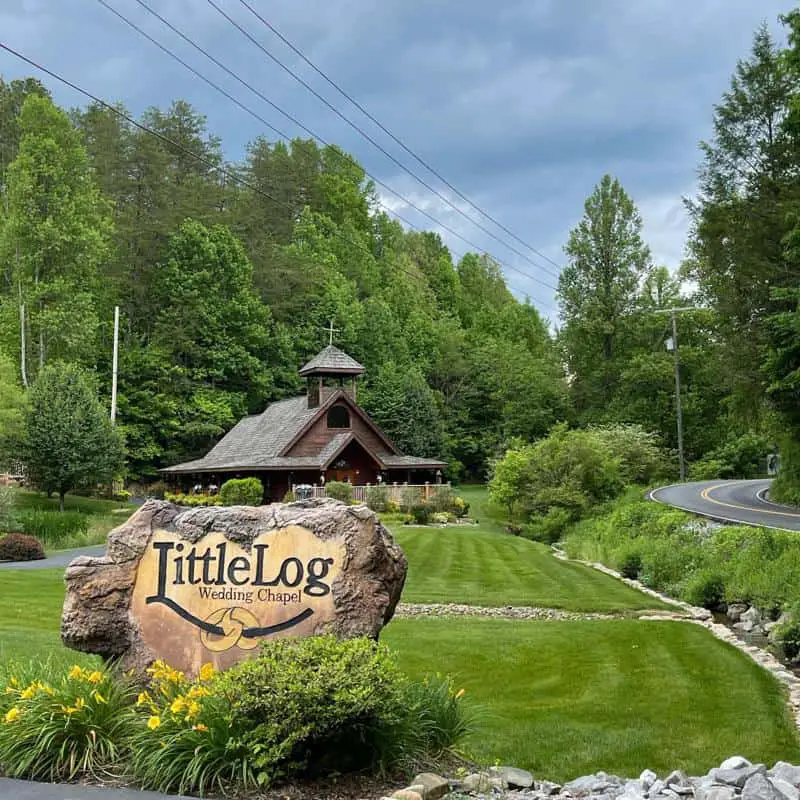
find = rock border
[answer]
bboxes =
[552,546,800,730]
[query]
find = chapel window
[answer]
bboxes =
[327,405,350,429]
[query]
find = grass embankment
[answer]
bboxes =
[563,490,800,620]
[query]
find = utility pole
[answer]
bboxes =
[653,306,695,482]
[110,306,120,423]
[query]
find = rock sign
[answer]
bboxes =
[61,499,407,678]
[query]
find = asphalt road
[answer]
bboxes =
[0,778,192,799]
[649,479,800,531]
[0,545,105,570]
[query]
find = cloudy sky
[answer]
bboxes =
[1,0,796,319]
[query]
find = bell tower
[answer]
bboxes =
[298,345,366,409]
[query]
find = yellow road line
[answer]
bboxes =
[699,482,800,519]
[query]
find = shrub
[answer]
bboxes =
[131,660,257,796]
[775,609,800,661]
[325,481,353,503]
[431,512,449,524]
[18,509,88,548]
[366,485,389,512]
[524,507,573,544]
[386,499,400,514]
[0,661,135,782]
[165,492,222,507]
[282,490,296,503]
[0,533,44,561]
[215,636,406,786]
[590,423,671,484]
[685,570,726,610]
[429,486,455,513]
[452,496,469,517]
[617,549,643,580]
[411,503,432,525]
[219,478,263,506]
[690,432,771,481]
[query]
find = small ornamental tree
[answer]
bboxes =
[20,363,125,511]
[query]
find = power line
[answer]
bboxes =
[96,0,558,295]
[234,0,565,274]
[0,41,557,316]
[203,0,562,282]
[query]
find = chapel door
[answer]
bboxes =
[331,469,356,484]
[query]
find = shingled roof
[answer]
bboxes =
[298,345,365,377]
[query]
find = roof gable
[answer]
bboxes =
[279,390,398,457]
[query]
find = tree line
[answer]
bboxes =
[3,8,800,498]
[0,81,567,484]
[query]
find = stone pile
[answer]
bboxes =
[380,758,800,800]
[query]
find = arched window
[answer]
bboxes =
[327,405,350,429]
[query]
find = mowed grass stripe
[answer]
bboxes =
[383,617,800,781]
[393,526,671,612]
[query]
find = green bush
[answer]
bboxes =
[282,490,296,503]
[616,548,643,580]
[165,492,222,507]
[524,507,573,544]
[216,636,405,785]
[590,423,671,484]
[400,485,422,513]
[452,495,469,517]
[685,570,726,610]
[0,661,134,782]
[18,509,88,548]
[775,608,800,661]
[411,503,432,525]
[366,484,389,512]
[219,478,263,506]
[146,480,167,499]
[0,533,44,561]
[325,481,353,503]
[690,432,771,480]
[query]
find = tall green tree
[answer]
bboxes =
[558,175,652,416]
[21,363,125,510]
[0,94,113,377]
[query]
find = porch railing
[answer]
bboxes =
[292,482,451,505]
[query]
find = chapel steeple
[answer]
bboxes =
[298,344,365,409]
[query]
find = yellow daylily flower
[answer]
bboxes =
[185,700,201,721]
[455,688,466,699]
[147,715,161,730]
[68,665,85,681]
[92,691,107,704]
[136,691,151,707]
[188,685,210,699]
[192,723,209,733]
[198,663,216,682]
[170,696,187,715]
[3,707,20,723]
[87,671,103,685]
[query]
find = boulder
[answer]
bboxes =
[770,778,800,800]
[721,757,752,771]
[640,771,658,791]
[664,770,692,791]
[709,765,767,788]
[743,773,787,800]
[727,603,749,623]
[411,773,450,799]
[62,499,407,679]
[695,787,737,800]
[770,763,800,788]
[491,765,534,789]
[537,780,563,795]
[734,606,764,633]
[462,772,494,793]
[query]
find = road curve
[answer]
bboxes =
[649,479,800,532]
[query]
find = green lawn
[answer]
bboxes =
[383,616,800,781]
[1,488,798,781]
[390,524,672,612]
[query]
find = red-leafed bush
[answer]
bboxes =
[0,533,45,561]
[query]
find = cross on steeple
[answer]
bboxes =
[324,319,339,346]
